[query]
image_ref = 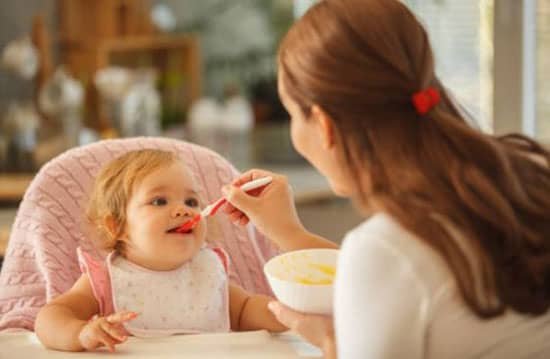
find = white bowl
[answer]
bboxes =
[264,248,339,315]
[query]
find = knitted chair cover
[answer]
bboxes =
[0,137,278,331]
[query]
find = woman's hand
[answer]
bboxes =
[78,311,138,352]
[268,301,336,358]
[222,169,306,243]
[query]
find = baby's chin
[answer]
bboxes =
[125,242,206,271]
[172,239,206,260]
[153,251,200,271]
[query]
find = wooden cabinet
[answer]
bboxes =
[59,0,153,42]
[58,0,201,130]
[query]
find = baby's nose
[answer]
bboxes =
[172,205,193,218]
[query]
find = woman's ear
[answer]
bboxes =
[310,105,335,149]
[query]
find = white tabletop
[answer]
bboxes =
[0,330,322,359]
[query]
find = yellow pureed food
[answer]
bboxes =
[273,253,337,285]
[294,263,336,285]
[277,256,336,285]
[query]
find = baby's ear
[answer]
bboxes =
[104,215,120,239]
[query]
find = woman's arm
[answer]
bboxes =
[228,284,287,332]
[280,226,338,252]
[223,169,338,252]
[35,274,99,351]
[323,337,337,359]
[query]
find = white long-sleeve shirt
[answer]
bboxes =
[334,213,550,359]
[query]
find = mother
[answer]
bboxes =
[223,0,550,358]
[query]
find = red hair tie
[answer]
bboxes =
[412,87,440,115]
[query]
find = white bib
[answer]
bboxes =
[107,248,230,337]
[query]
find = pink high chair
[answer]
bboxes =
[0,137,278,331]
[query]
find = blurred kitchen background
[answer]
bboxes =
[0,0,549,267]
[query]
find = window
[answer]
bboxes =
[537,0,550,142]
[295,0,547,141]
[293,0,318,18]
[405,0,494,132]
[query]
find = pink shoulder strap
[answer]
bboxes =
[211,247,230,273]
[76,248,114,317]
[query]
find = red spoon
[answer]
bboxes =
[175,176,273,233]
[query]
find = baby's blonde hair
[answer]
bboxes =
[87,149,183,251]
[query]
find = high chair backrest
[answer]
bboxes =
[0,137,278,331]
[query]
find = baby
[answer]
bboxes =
[35,149,285,352]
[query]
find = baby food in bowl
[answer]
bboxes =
[264,248,339,315]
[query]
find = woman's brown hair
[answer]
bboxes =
[278,0,550,318]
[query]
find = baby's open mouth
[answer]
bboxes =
[167,225,192,234]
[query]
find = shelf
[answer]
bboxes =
[0,227,8,257]
[0,174,33,202]
[99,35,199,52]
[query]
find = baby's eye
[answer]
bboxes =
[184,197,199,208]
[151,197,168,206]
